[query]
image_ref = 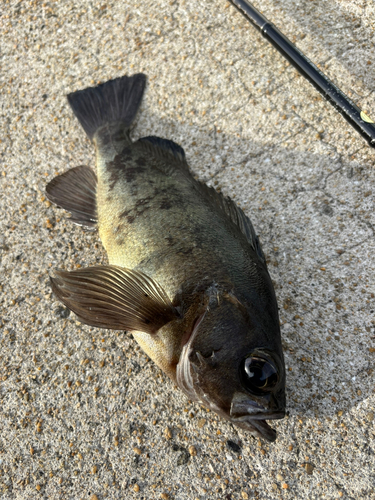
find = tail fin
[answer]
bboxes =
[67,74,146,141]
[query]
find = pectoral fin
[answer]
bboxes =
[50,265,178,334]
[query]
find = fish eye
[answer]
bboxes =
[240,355,279,395]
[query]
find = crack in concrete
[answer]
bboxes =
[318,238,370,267]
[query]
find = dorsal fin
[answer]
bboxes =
[133,134,265,261]
[138,136,186,162]
[135,136,189,176]
[194,181,266,263]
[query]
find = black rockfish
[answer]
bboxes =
[46,74,285,441]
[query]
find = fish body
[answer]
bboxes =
[46,74,285,441]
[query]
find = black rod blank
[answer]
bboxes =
[229,0,375,148]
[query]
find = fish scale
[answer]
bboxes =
[97,139,246,295]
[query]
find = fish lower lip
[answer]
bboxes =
[249,419,276,442]
[232,412,285,442]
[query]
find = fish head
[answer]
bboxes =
[176,287,285,442]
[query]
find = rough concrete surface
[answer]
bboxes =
[1,1,375,499]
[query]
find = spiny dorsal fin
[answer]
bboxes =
[195,181,266,263]
[50,265,179,334]
[138,136,186,162]
[46,166,97,228]
[134,135,190,177]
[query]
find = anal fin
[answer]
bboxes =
[50,265,179,334]
[46,166,97,227]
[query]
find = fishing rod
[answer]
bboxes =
[229,0,375,148]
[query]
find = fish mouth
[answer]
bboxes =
[231,412,285,442]
[230,393,285,442]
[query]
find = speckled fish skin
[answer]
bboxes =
[46,74,286,442]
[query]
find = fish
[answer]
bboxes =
[46,73,286,442]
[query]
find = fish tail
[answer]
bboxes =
[67,74,146,141]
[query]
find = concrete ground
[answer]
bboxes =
[1,0,375,498]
